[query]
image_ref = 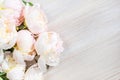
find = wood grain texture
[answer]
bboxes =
[32,0,120,79]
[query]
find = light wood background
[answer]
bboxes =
[32,0,120,80]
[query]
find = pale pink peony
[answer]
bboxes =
[0,17,17,49]
[1,55,25,80]
[35,32,64,66]
[24,4,47,34]
[0,0,24,26]
[15,30,36,62]
[17,30,35,53]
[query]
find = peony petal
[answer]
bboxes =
[3,0,24,26]
[0,49,4,64]
[4,0,23,11]
[23,51,36,61]
[24,4,47,34]
[45,52,60,66]
[24,64,43,80]
[13,49,25,65]
[1,55,17,72]
[17,30,35,53]
[7,64,25,80]
[0,18,17,49]
[1,60,9,71]
[35,32,64,66]
[38,57,47,73]
[13,48,35,63]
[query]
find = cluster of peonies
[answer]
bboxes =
[0,0,64,80]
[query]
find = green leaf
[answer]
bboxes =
[28,2,33,6]
[0,77,3,80]
[22,0,33,6]
[16,23,28,32]
[0,72,6,76]
[1,76,9,80]
[0,72,9,80]
[22,0,27,5]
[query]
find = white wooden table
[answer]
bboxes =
[32,0,120,79]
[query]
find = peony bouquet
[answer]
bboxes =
[0,0,64,80]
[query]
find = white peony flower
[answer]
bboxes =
[24,64,43,80]
[35,32,64,66]
[13,30,36,63]
[0,17,17,49]
[17,30,35,53]
[1,56,25,80]
[0,1,64,80]
[24,4,47,34]
[0,0,24,26]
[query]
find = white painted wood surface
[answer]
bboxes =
[33,0,120,79]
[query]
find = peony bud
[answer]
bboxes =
[17,30,35,53]
[24,4,47,34]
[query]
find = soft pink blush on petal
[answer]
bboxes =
[4,0,24,26]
